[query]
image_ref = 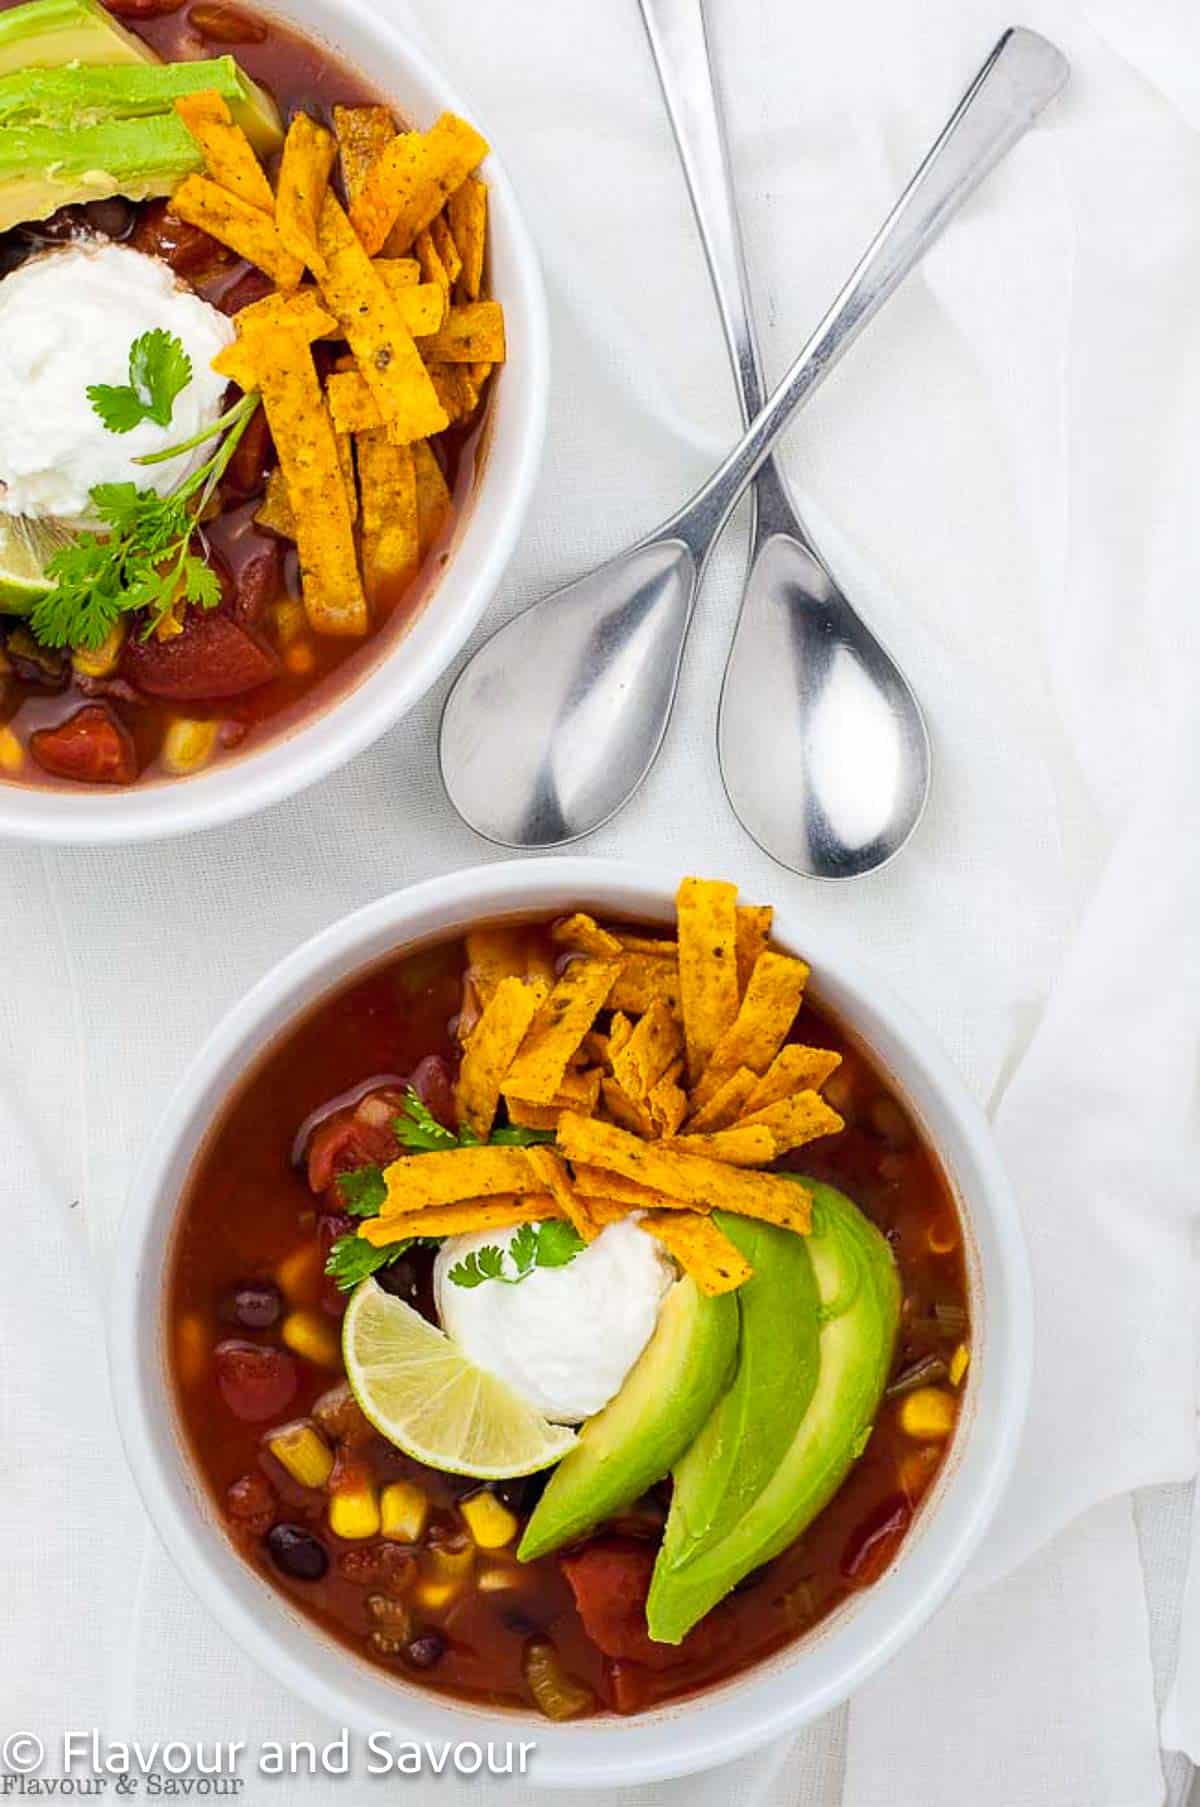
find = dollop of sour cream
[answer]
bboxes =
[434,1218,675,1423]
[0,242,233,528]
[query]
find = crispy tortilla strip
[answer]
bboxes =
[524,1146,597,1242]
[447,173,486,300]
[276,111,336,276]
[742,1045,842,1115]
[419,300,505,364]
[413,439,452,555]
[506,1066,603,1130]
[615,931,678,956]
[640,1211,753,1296]
[315,192,449,444]
[234,287,336,340]
[689,950,811,1112]
[361,1194,558,1246]
[414,223,450,294]
[172,173,302,287]
[600,1075,656,1138]
[739,1090,844,1154]
[676,877,740,1083]
[466,926,538,1004]
[609,951,680,1017]
[608,1013,633,1059]
[242,328,366,636]
[351,111,488,257]
[662,1125,777,1167]
[325,368,383,434]
[455,974,543,1140]
[426,361,479,423]
[469,359,494,392]
[210,338,260,392]
[333,103,395,207]
[556,1113,812,1232]
[357,429,419,603]
[610,997,682,1102]
[430,212,462,286]
[581,1196,630,1228]
[571,1164,681,1213]
[175,89,274,212]
[501,959,621,1105]
[393,281,447,336]
[551,913,624,961]
[374,255,422,289]
[381,1145,543,1215]
[736,905,774,995]
[645,1060,688,1137]
[254,464,295,538]
[686,1066,758,1134]
[336,429,358,524]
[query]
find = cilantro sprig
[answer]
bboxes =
[448,1219,585,1290]
[88,329,194,434]
[30,389,260,651]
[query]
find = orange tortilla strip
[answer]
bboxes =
[736,905,774,995]
[742,1045,842,1115]
[172,174,303,287]
[175,89,274,212]
[662,1125,778,1167]
[609,951,680,1017]
[739,1090,845,1154]
[556,1112,812,1232]
[412,439,452,557]
[523,1146,597,1243]
[430,212,462,286]
[315,192,449,444]
[570,1164,682,1214]
[276,112,337,276]
[600,1075,657,1139]
[610,997,682,1102]
[426,362,479,423]
[615,932,677,957]
[645,1061,688,1137]
[581,1196,631,1228]
[325,369,383,435]
[419,301,505,364]
[356,429,419,604]
[336,430,358,525]
[608,1013,634,1061]
[455,975,543,1140]
[676,877,740,1083]
[506,1066,603,1130]
[360,1195,559,1246]
[686,1066,758,1134]
[234,287,336,341]
[351,111,488,256]
[639,1211,753,1296]
[689,950,811,1111]
[254,465,294,538]
[465,926,551,1006]
[381,1145,543,1215]
[414,223,450,294]
[551,913,624,961]
[447,173,486,300]
[501,959,621,1105]
[374,255,422,289]
[334,104,395,208]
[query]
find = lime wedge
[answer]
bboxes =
[0,514,73,614]
[342,1279,577,1480]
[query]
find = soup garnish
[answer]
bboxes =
[170,877,971,1716]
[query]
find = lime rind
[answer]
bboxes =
[0,513,74,611]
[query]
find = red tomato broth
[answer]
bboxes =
[167,920,971,1717]
[0,0,489,789]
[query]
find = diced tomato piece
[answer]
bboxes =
[407,1054,457,1131]
[214,1340,298,1423]
[123,611,278,700]
[131,199,226,278]
[306,1112,398,1197]
[841,1493,911,1586]
[29,705,137,785]
[226,1470,277,1535]
[560,1538,727,1672]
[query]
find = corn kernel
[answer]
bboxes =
[284,642,316,676]
[927,1214,960,1255]
[161,716,219,776]
[276,1241,322,1304]
[272,597,307,647]
[0,726,24,773]
[898,1386,957,1442]
[949,1342,971,1387]
[380,1481,429,1543]
[329,1481,381,1539]
[268,1421,334,1489]
[72,619,126,678]
[281,1308,341,1369]
[413,1578,461,1612]
[477,1563,524,1593]
[175,1313,208,1387]
[460,1491,519,1550]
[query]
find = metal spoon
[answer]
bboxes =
[439,25,1068,856]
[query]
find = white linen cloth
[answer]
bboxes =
[1,0,1198,1801]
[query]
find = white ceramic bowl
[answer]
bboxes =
[111,859,1032,1789]
[0,0,547,845]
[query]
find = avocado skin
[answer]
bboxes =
[646,1181,900,1645]
[516,1275,738,1563]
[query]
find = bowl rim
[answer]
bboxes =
[0,0,549,846]
[109,857,1033,1788]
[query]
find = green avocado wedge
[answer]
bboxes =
[0,58,283,154]
[646,1181,900,1645]
[0,0,156,79]
[516,1275,738,1562]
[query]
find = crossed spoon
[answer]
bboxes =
[439,20,1069,877]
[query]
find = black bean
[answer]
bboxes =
[222,1281,282,1330]
[81,198,135,240]
[266,1523,329,1582]
[375,1261,417,1301]
[405,1633,445,1669]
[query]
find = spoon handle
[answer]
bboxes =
[638,0,766,426]
[663,26,1069,559]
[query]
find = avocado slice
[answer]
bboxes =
[0,0,154,77]
[517,1274,738,1562]
[646,1181,900,1645]
[0,57,282,154]
[0,114,202,231]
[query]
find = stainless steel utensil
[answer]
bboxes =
[439,25,1068,858]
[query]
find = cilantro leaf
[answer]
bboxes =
[508,1221,538,1277]
[336,1164,388,1217]
[534,1219,586,1268]
[447,1219,585,1290]
[488,1124,557,1146]
[88,330,193,435]
[325,1232,411,1291]
[393,1088,460,1152]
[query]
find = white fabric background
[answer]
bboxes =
[2,0,1199,1802]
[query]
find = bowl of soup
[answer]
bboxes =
[0,0,547,841]
[110,859,1031,1786]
